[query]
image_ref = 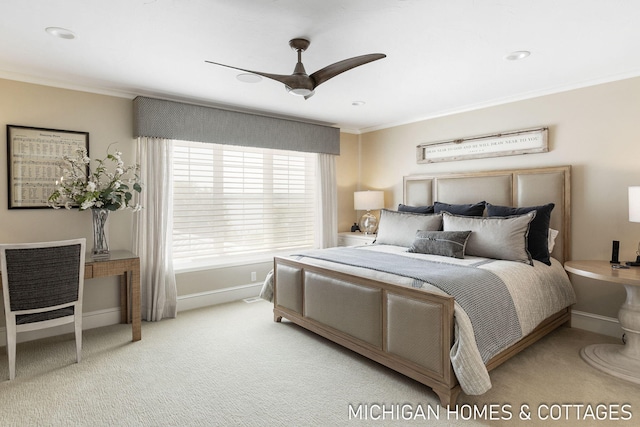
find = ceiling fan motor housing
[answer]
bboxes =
[289,38,310,52]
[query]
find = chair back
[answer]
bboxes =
[1,239,86,322]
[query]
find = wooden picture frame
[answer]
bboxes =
[416,127,548,163]
[7,125,89,209]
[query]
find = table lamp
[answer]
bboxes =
[354,190,384,234]
[628,186,640,265]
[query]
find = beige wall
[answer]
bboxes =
[337,76,640,319]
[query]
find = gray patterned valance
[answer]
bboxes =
[133,96,340,155]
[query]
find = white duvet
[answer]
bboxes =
[261,244,576,395]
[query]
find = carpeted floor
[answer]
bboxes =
[0,300,638,426]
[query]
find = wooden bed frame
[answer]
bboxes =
[272,166,572,407]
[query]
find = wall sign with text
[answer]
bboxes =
[7,125,89,209]
[416,127,548,164]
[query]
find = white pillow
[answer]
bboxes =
[442,211,536,265]
[375,209,442,247]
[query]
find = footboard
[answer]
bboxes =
[273,256,460,406]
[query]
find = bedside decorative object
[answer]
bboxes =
[48,146,142,259]
[564,260,640,384]
[354,190,384,235]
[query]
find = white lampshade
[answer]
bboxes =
[630,187,640,222]
[354,191,384,235]
[354,191,384,211]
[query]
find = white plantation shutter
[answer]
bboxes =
[172,140,316,266]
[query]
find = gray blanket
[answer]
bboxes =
[293,247,522,363]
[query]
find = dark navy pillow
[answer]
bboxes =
[486,202,555,265]
[398,204,434,214]
[434,201,486,217]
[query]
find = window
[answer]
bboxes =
[172,140,316,269]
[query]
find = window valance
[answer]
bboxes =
[133,96,340,155]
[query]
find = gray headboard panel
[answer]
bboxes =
[403,166,571,263]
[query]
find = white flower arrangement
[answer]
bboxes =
[48,146,142,211]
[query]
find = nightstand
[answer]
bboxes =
[337,232,376,247]
[564,260,640,384]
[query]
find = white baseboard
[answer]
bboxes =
[571,310,623,339]
[176,283,263,312]
[0,283,262,347]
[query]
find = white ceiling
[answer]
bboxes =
[1,0,640,133]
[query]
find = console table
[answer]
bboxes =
[85,251,141,342]
[564,260,640,384]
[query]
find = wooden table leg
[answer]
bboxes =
[119,274,129,324]
[131,264,141,342]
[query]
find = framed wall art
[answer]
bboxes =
[416,127,548,164]
[7,125,89,209]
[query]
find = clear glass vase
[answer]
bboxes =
[91,208,110,259]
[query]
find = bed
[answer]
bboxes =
[263,166,576,407]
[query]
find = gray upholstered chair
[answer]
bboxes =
[0,238,86,380]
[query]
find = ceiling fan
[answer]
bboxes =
[205,38,386,99]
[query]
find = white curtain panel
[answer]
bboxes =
[315,153,338,248]
[134,137,178,321]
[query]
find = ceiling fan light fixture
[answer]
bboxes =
[286,86,313,97]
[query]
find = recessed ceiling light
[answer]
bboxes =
[352,101,366,107]
[45,27,76,40]
[505,51,531,61]
[236,73,262,83]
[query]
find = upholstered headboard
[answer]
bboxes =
[403,166,571,263]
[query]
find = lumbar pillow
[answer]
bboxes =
[375,209,442,247]
[408,230,472,259]
[442,211,536,265]
[486,202,555,265]
[434,201,486,216]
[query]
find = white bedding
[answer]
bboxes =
[261,244,576,395]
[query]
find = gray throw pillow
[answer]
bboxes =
[408,230,472,259]
[375,209,443,247]
[442,211,536,265]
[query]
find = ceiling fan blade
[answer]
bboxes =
[309,53,386,88]
[205,60,299,87]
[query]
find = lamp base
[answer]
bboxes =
[359,211,378,235]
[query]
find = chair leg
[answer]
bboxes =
[75,315,82,363]
[6,321,16,380]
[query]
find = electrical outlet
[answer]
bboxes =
[251,271,257,282]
